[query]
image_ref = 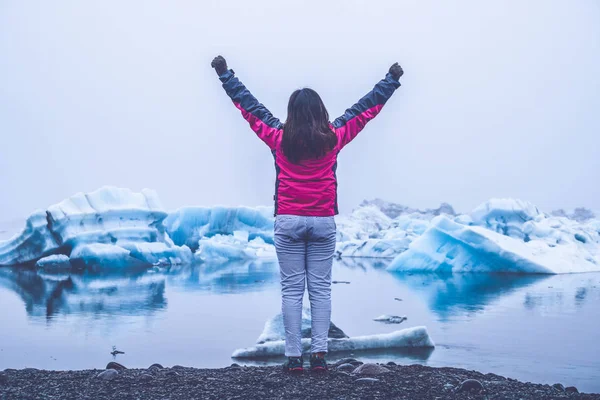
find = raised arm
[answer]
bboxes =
[333,63,403,149]
[211,55,282,150]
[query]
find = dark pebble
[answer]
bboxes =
[172,365,186,370]
[139,373,154,382]
[386,361,397,366]
[553,383,565,392]
[166,370,180,378]
[0,372,8,385]
[566,386,579,393]
[1,363,597,399]
[149,363,164,369]
[147,366,162,374]
[352,363,390,376]
[333,358,362,367]
[336,363,356,372]
[456,378,484,393]
[96,369,119,381]
[355,378,380,383]
[106,362,126,371]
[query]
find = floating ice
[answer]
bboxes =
[36,254,71,272]
[336,239,410,259]
[164,206,274,252]
[0,211,60,266]
[373,315,407,324]
[195,234,276,264]
[0,187,191,269]
[233,308,433,358]
[388,215,600,274]
[360,199,456,219]
[470,198,542,240]
[232,326,434,358]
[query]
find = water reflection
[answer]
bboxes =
[388,271,549,320]
[166,261,279,293]
[0,267,167,320]
[0,260,279,320]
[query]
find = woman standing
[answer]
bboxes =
[211,56,403,372]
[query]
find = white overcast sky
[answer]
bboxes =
[1,0,599,222]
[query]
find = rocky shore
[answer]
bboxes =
[1,360,598,400]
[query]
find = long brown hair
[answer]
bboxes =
[282,88,337,163]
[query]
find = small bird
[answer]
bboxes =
[111,346,125,356]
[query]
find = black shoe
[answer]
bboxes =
[310,353,328,372]
[283,356,304,373]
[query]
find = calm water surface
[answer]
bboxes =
[0,260,599,392]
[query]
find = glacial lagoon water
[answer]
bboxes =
[0,260,599,393]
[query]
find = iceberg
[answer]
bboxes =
[163,206,274,252]
[232,308,433,358]
[0,211,60,266]
[470,198,542,240]
[360,199,456,219]
[336,239,410,259]
[388,215,600,274]
[334,206,430,259]
[36,254,71,272]
[195,234,276,264]
[3,188,598,273]
[0,187,191,269]
[232,327,434,358]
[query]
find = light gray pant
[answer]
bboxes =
[274,215,337,357]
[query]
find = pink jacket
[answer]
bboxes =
[218,70,401,216]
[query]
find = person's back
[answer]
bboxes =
[211,55,403,371]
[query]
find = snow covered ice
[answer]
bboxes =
[0,187,191,270]
[1,187,599,274]
[164,206,274,252]
[195,232,276,264]
[232,308,434,358]
[388,199,600,274]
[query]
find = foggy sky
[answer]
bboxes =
[1,0,599,223]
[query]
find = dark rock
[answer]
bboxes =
[355,378,380,383]
[333,358,362,367]
[336,363,356,372]
[172,365,186,370]
[149,363,164,369]
[456,379,484,393]
[553,383,565,392]
[0,372,8,385]
[230,363,241,368]
[386,362,397,366]
[97,369,118,381]
[139,373,154,382]
[565,386,579,393]
[352,363,390,376]
[106,362,126,371]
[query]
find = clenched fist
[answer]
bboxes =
[211,55,228,76]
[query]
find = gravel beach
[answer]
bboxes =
[1,361,598,400]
